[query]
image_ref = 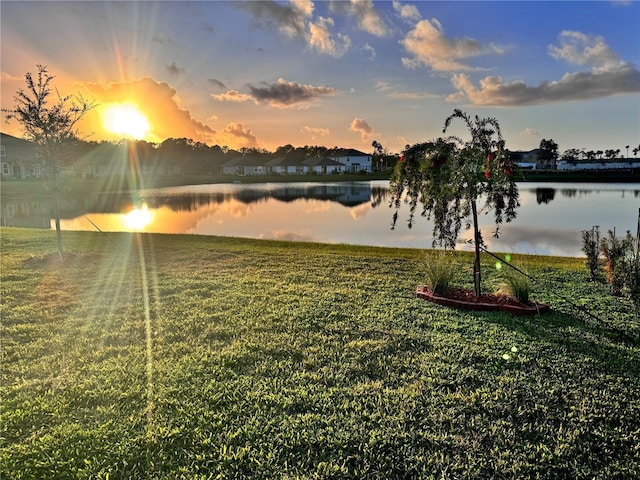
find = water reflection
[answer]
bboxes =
[2,181,638,257]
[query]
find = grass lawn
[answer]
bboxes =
[1,228,639,479]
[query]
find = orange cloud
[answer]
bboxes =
[80,77,216,144]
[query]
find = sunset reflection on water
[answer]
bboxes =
[27,181,639,257]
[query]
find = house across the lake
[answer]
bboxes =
[221,149,372,176]
[0,133,43,179]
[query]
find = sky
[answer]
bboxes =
[1,1,639,155]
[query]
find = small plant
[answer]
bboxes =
[498,267,532,304]
[624,243,640,317]
[581,226,600,281]
[600,230,634,296]
[424,250,457,296]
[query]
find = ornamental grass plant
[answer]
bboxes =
[423,250,457,295]
[498,266,532,304]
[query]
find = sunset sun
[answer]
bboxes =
[102,103,150,140]
[123,204,154,229]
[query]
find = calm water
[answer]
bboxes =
[2,181,638,257]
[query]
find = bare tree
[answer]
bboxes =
[2,65,95,256]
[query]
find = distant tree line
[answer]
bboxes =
[44,138,403,177]
[45,139,400,177]
[560,143,640,163]
[508,139,639,169]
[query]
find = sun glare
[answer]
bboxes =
[102,103,151,140]
[124,204,154,229]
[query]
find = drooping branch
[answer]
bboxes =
[390,110,520,296]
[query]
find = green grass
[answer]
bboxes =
[1,228,639,479]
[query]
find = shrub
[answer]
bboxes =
[498,268,532,304]
[625,245,640,317]
[600,230,634,296]
[581,226,600,281]
[424,250,457,295]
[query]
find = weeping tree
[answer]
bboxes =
[390,110,519,297]
[2,65,95,256]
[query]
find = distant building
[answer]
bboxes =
[0,133,44,179]
[222,150,368,176]
[329,149,372,173]
[221,155,266,176]
[508,149,539,171]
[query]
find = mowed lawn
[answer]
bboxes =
[1,227,639,479]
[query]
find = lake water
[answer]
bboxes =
[2,181,638,257]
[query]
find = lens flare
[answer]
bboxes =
[124,204,153,229]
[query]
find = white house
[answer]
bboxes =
[302,157,345,174]
[222,155,266,176]
[330,149,372,173]
[266,156,306,175]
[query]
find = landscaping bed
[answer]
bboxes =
[416,286,551,315]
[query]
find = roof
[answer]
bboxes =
[223,155,267,167]
[302,157,343,167]
[0,132,35,147]
[331,148,369,157]
[266,155,306,167]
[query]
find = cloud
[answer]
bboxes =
[1,71,22,81]
[302,125,330,139]
[448,31,640,106]
[548,30,624,71]
[248,78,337,107]
[208,78,227,89]
[401,18,505,71]
[393,0,421,22]
[330,0,389,37]
[350,117,376,140]
[308,16,351,57]
[520,127,540,138]
[388,91,439,100]
[211,90,256,103]
[237,0,364,57]
[166,62,186,76]
[237,0,311,39]
[218,122,258,148]
[448,67,640,105]
[375,81,393,92]
[82,77,216,144]
[374,80,438,100]
[361,43,376,61]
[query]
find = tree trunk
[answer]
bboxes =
[51,162,63,258]
[471,199,482,297]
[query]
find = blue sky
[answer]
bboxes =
[1,1,639,154]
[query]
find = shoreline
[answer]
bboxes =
[1,168,639,196]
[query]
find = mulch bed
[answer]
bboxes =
[416,286,550,315]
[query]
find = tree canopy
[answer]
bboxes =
[390,109,519,296]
